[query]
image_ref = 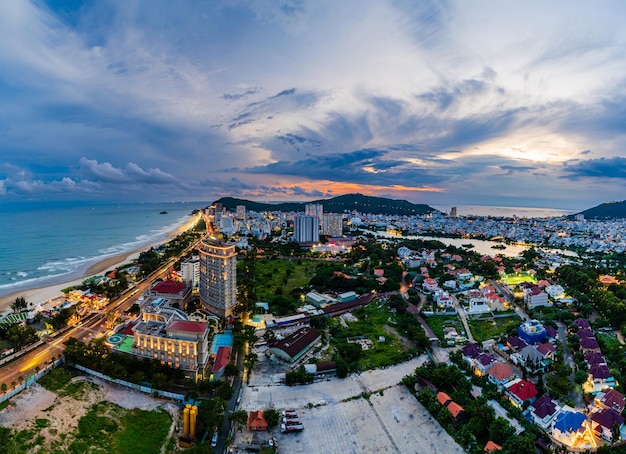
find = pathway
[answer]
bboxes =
[452,295,475,343]
[556,321,584,410]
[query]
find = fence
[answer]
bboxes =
[0,358,65,404]
[71,364,186,401]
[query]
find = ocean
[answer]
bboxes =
[0,200,207,297]
[430,204,580,218]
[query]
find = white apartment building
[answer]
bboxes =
[198,238,237,317]
[294,215,320,243]
[321,213,343,237]
[180,255,200,288]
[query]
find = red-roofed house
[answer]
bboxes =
[507,380,538,408]
[212,346,231,379]
[437,392,452,406]
[247,410,268,432]
[488,363,515,389]
[484,441,502,452]
[447,401,464,420]
[149,280,192,305]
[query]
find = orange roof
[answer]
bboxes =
[447,401,464,419]
[600,275,618,285]
[247,410,268,431]
[484,440,502,452]
[488,363,514,381]
[437,392,452,406]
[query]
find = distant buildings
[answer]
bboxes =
[198,238,237,317]
[236,205,246,220]
[305,203,323,218]
[269,327,322,362]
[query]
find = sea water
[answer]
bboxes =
[0,200,207,297]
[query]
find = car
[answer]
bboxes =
[281,423,303,433]
[211,432,218,447]
[236,396,241,405]
[282,410,298,417]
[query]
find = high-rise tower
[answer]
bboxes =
[198,238,237,317]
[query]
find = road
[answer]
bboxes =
[451,294,475,343]
[556,321,584,409]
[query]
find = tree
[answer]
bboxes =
[263,408,281,430]
[228,410,248,431]
[502,434,536,454]
[224,363,240,378]
[489,417,516,446]
[263,329,277,346]
[10,297,27,313]
[0,383,6,394]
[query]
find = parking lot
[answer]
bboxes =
[239,348,463,453]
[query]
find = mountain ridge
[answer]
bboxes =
[212,193,438,216]
[574,200,626,219]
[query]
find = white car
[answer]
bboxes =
[211,431,218,447]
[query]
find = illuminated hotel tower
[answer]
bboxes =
[198,238,237,317]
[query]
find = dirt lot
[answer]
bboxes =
[0,375,179,452]
[237,347,463,454]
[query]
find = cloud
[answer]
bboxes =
[78,158,180,185]
[564,157,626,180]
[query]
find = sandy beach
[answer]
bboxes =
[0,213,201,314]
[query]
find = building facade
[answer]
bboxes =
[180,255,200,288]
[236,205,246,220]
[198,238,237,317]
[294,215,320,243]
[321,213,343,237]
[305,203,323,218]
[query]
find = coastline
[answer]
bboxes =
[0,213,200,314]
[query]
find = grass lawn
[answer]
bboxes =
[500,274,537,286]
[244,258,325,313]
[597,332,623,352]
[329,301,411,369]
[468,317,520,342]
[69,402,171,454]
[424,315,462,341]
[38,366,79,392]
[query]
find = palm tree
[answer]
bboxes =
[1,383,6,394]
[11,381,16,390]
[18,376,23,386]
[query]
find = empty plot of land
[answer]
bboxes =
[275,386,463,454]
[242,350,462,454]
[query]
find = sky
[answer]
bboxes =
[1,1,626,209]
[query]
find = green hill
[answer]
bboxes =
[213,193,438,216]
[575,200,626,219]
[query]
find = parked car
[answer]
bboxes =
[281,423,304,433]
[211,431,218,447]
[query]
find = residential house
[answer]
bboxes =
[590,409,624,443]
[436,392,464,420]
[594,389,626,414]
[580,337,601,354]
[247,410,268,432]
[488,363,515,389]
[524,286,550,309]
[462,343,482,360]
[515,345,546,373]
[529,394,560,430]
[506,379,537,408]
[484,441,502,452]
[585,352,607,368]
[573,318,591,330]
[536,342,556,363]
[474,353,498,376]
[468,296,491,315]
[423,277,439,293]
[506,336,528,353]
[587,365,616,394]
[551,411,591,448]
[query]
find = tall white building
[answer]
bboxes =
[321,214,343,237]
[198,238,237,317]
[305,203,323,218]
[294,215,320,243]
[236,205,246,220]
[180,255,200,288]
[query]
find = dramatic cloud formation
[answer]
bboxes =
[0,0,625,208]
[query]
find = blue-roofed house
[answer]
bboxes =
[552,410,596,450]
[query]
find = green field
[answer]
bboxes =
[247,258,326,314]
[500,273,537,286]
[468,316,520,342]
[329,301,411,369]
[424,315,463,341]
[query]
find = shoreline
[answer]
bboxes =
[0,213,200,314]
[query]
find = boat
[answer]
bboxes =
[491,244,506,250]
[159,211,168,214]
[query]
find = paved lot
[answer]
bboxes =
[239,348,463,454]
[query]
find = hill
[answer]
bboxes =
[213,193,438,216]
[575,200,626,220]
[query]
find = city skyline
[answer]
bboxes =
[1,1,626,209]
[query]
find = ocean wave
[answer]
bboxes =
[16,271,28,277]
